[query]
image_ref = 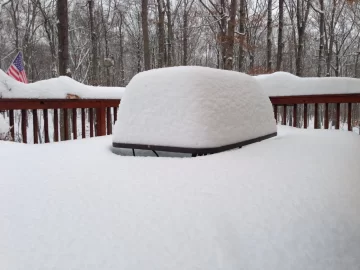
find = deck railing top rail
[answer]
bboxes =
[270,93,360,105]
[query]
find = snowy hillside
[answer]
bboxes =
[0,70,124,99]
[1,126,360,270]
[256,72,360,96]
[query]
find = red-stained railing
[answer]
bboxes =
[1,93,359,144]
[0,99,121,143]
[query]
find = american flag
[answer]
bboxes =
[6,52,28,84]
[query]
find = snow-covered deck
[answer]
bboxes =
[1,125,360,270]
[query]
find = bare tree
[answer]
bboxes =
[315,0,325,76]
[88,0,98,85]
[156,0,166,68]
[295,0,311,76]
[276,0,284,71]
[267,0,272,72]
[238,0,246,72]
[57,0,70,77]
[141,0,150,70]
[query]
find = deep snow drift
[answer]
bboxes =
[256,72,360,96]
[1,126,360,270]
[113,66,276,149]
[0,69,124,99]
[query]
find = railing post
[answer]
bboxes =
[348,103,352,131]
[21,109,27,143]
[282,105,287,125]
[96,107,106,136]
[314,103,319,129]
[9,109,14,140]
[106,107,112,135]
[324,103,329,129]
[304,104,308,129]
[293,104,297,127]
[273,105,278,123]
[336,103,340,130]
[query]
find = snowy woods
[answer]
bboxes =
[0,0,360,85]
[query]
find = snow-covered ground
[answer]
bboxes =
[256,72,360,96]
[1,126,360,270]
[0,70,124,99]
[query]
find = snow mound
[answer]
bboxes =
[113,66,276,150]
[0,69,124,99]
[256,72,360,96]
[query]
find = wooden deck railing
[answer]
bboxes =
[1,93,359,144]
[270,94,360,131]
[0,99,121,143]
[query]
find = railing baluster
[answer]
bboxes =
[282,105,287,125]
[63,109,69,140]
[9,109,14,141]
[90,108,94,137]
[107,107,112,135]
[54,109,59,142]
[293,104,297,127]
[336,103,340,130]
[21,109,27,143]
[273,105,278,123]
[114,107,118,124]
[314,103,319,129]
[324,103,329,129]
[304,104,308,129]
[81,108,86,138]
[72,108,77,139]
[43,109,50,143]
[348,103,352,131]
[96,107,106,136]
[32,109,38,144]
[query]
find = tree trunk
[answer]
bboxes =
[183,0,188,66]
[238,0,246,72]
[156,0,165,68]
[57,0,70,77]
[335,41,340,77]
[266,0,272,72]
[137,13,142,73]
[276,0,284,71]
[295,0,310,77]
[224,0,237,70]
[326,0,337,77]
[296,29,304,76]
[141,0,151,70]
[355,41,360,78]
[220,0,227,68]
[119,13,125,86]
[88,0,98,85]
[166,0,174,66]
[100,0,110,86]
[316,0,325,77]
